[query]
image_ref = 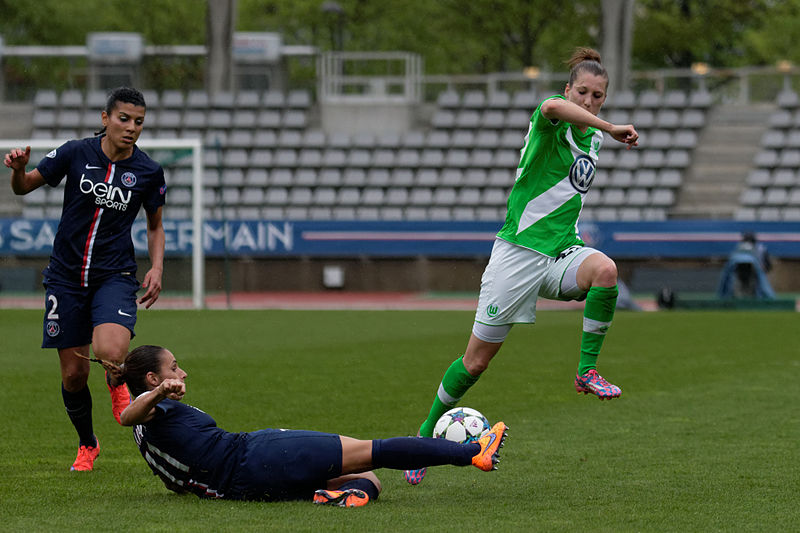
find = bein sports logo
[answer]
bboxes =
[569,154,596,193]
[80,175,131,211]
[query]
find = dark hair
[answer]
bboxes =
[566,47,608,88]
[95,86,147,136]
[120,344,166,397]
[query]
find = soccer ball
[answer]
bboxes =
[433,407,491,444]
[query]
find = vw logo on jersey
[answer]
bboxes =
[121,172,137,187]
[569,154,596,193]
[46,320,60,337]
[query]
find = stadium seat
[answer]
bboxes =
[391,169,415,185]
[298,149,323,168]
[257,110,281,129]
[244,168,269,187]
[161,90,185,109]
[262,91,285,108]
[34,89,58,109]
[227,130,255,148]
[366,168,391,186]
[431,110,456,129]
[269,169,293,186]
[302,129,327,148]
[680,109,706,129]
[451,130,475,148]
[637,90,662,108]
[342,168,367,186]
[420,149,445,168]
[294,168,317,186]
[337,187,361,206]
[475,130,501,149]
[362,188,386,206]
[372,149,396,168]
[511,90,538,110]
[608,90,636,109]
[764,187,788,205]
[740,188,764,206]
[436,90,460,108]
[688,89,713,109]
[236,90,261,109]
[455,110,480,128]
[208,110,232,129]
[416,168,439,186]
[650,189,675,207]
[631,109,655,129]
[282,110,307,129]
[60,90,84,109]
[426,130,451,149]
[772,169,796,186]
[289,187,313,206]
[487,90,511,109]
[376,131,401,148]
[462,90,486,109]
[322,149,347,168]
[273,149,298,167]
[210,91,235,109]
[312,187,337,206]
[318,168,343,186]
[346,149,371,168]
[287,89,311,109]
[663,90,688,108]
[457,187,481,206]
[351,132,376,148]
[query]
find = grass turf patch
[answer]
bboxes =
[0,309,798,532]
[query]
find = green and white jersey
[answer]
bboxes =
[496,95,604,257]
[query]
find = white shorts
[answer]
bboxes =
[474,239,600,327]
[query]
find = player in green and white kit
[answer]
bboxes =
[404,47,639,485]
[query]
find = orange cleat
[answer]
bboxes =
[106,371,131,425]
[471,421,508,471]
[313,488,369,508]
[71,438,100,471]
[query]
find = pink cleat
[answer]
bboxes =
[575,369,621,400]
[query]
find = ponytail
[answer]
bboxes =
[566,47,608,87]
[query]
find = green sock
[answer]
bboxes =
[579,285,618,375]
[418,356,480,437]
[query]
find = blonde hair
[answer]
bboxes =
[566,47,608,87]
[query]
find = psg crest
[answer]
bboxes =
[569,155,595,193]
[121,172,137,187]
[46,320,60,337]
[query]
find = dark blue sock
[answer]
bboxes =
[371,437,480,470]
[338,477,380,501]
[61,384,96,448]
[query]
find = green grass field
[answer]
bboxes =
[1,308,798,532]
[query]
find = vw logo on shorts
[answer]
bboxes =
[121,172,137,187]
[46,320,60,337]
[569,155,596,193]
[487,304,499,317]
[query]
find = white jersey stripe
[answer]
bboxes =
[146,441,191,472]
[516,176,579,235]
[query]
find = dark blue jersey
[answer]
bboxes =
[133,399,247,499]
[36,136,166,286]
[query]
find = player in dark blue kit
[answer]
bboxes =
[5,87,166,472]
[116,345,509,507]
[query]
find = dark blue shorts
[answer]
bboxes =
[227,429,343,501]
[42,272,140,349]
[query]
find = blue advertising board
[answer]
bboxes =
[1,218,799,258]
